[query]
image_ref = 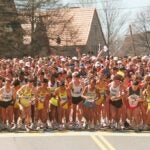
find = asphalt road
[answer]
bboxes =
[0,131,150,150]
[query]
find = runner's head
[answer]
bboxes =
[59,81,65,89]
[5,78,12,86]
[42,78,48,86]
[72,72,80,80]
[132,80,139,89]
[113,75,123,84]
[27,78,34,85]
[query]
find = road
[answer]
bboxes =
[0,131,150,150]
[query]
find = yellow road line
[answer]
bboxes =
[91,135,107,150]
[98,135,116,150]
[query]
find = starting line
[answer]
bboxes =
[0,131,150,137]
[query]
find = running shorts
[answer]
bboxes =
[50,97,58,107]
[95,97,105,105]
[37,101,44,110]
[72,96,83,105]
[0,100,14,108]
[60,102,68,110]
[110,99,122,108]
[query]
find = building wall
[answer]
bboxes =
[51,45,86,57]
[86,10,106,55]
[50,9,106,57]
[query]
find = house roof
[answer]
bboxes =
[46,8,96,46]
[22,8,104,47]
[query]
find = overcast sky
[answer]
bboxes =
[63,0,150,16]
[63,0,150,33]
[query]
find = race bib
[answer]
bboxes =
[87,97,95,103]
[39,96,45,102]
[128,94,139,107]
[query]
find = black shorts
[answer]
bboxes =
[72,96,83,105]
[0,100,14,108]
[110,99,122,108]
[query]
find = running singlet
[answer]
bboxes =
[109,82,120,101]
[18,86,33,107]
[49,82,58,94]
[71,82,82,97]
[37,89,49,110]
[86,88,96,103]
[2,88,13,102]
[38,90,49,102]
[143,89,150,110]
[49,82,58,106]
[96,85,106,105]
[128,87,140,108]
[58,89,68,109]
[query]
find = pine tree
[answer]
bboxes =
[15,0,61,56]
[0,0,23,57]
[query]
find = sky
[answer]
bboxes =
[62,0,150,34]
[122,0,150,8]
[63,0,150,18]
[121,0,150,16]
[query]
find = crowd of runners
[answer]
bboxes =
[0,50,150,132]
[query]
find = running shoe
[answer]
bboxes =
[10,124,17,131]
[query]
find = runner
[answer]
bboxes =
[11,79,21,130]
[35,78,51,131]
[95,74,108,129]
[109,75,124,130]
[69,72,84,129]
[82,78,99,130]
[49,74,59,129]
[143,82,150,130]
[0,78,15,130]
[17,78,36,132]
[126,80,144,132]
[55,81,71,130]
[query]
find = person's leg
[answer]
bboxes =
[7,106,13,128]
[72,104,77,123]
[31,104,35,124]
[140,103,147,128]
[133,107,141,131]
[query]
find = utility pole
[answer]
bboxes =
[129,25,136,56]
[31,0,35,56]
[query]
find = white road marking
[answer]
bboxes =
[0,131,150,138]
[91,135,107,150]
[98,135,116,150]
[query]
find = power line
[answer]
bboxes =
[70,0,121,4]
[0,1,150,10]
[97,5,150,10]
[66,1,150,10]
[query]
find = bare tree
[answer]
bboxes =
[100,1,128,55]
[15,0,81,56]
[133,8,150,54]
[15,0,62,55]
[37,8,80,55]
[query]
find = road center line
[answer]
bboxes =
[97,135,116,150]
[91,135,107,150]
